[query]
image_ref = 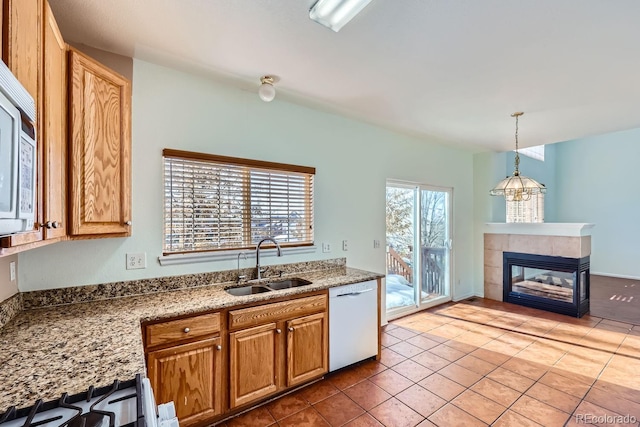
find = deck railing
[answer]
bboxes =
[386,247,413,283]
[386,245,446,296]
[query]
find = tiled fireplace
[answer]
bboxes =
[484,223,594,317]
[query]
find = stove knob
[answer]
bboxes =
[217,345,222,351]
[183,327,190,333]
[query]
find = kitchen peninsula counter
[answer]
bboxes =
[0,263,383,412]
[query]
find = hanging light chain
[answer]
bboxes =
[511,112,523,176]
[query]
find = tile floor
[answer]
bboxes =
[218,299,640,427]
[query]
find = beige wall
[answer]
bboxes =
[0,255,18,303]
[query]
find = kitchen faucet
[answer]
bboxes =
[256,237,282,280]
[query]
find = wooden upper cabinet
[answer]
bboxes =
[68,47,131,237]
[41,1,66,240]
[2,0,41,102]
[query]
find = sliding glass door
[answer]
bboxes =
[385,181,452,320]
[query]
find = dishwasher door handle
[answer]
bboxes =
[335,288,374,297]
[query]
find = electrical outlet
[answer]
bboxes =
[9,262,16,282]
[373,239,380,249]
[322,243,331,253]
[342,240,348,251]
[126,253,147,270]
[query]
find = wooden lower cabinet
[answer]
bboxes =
[229,323,278,408]
[229,310,328,409]
[147,337,223,427]
[145,293,329,426]
[286,312,328,387]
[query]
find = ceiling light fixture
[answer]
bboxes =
[258,76,276,102]
[309,0,373,32]
[490,112,547,202]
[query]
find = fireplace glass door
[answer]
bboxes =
[511,266,576,303]
[504,252,590,317]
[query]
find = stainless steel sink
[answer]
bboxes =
[266,278,312,290]
[225,284,272,296]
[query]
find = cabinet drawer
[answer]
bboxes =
[146,312,220,348]
[229,294,327,330]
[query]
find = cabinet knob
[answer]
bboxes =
[183,327,190,333]
[51,221,59,229]
[42,221,52,229]
[288,327,294,332]
[125,221,132,226]
[217,345,222,351]
[276,329,282,334]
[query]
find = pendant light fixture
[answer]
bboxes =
[490,112,546,201]
[258,76,276,102]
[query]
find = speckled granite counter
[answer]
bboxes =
[0,266,383,412]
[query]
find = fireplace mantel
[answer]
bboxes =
[485,223,595,237]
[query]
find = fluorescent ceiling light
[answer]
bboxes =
[309,0,373,32]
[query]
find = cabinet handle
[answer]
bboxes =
[125,221,132,226]
[216,345,222,351]
[183,327,190,333]
[288,327,294,332]
[276,329,282,334]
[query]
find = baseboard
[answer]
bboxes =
[453,292,476,302]
[592,272,640,281]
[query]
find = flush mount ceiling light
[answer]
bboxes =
[490,112,547,202]
[258,76,276,102]
[309,0,373,32]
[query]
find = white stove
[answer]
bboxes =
[0,375,177,427]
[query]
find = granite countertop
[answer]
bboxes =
[0,267,383,412]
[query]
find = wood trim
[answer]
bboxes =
[377,277,382,360]
[228,294,327,330]
[146,312,221,348]
[163,148,316,175]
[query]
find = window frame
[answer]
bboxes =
[162,149,315,257]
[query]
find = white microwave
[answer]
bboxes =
[0,60,37,236]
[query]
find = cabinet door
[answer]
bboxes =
[147,337,223,427]
[3,0,41,101]
[41,0,65,239]
[229,323,278,408]
[286,312,328,387]
[68,48,131,237]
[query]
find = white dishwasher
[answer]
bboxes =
[329,279,378,372]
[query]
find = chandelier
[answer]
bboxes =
[489,112,546,202]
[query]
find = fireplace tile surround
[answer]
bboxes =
[483,223,594,309]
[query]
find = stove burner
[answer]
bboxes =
[67,412,107,427]
[0,375,144,427]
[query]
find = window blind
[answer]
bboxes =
[163,149,314,254]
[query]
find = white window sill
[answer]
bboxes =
[158,245,318,266]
